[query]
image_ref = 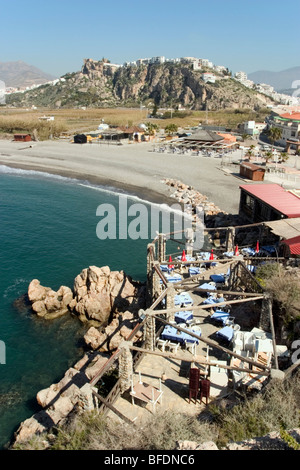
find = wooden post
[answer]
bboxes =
[144,314,156,351]
[147,243,156,306]
[185,227,194,257]
[166,283,175,311]
[118,342,134,393]
[226,226,235,252]
[158,233,166,263]
[265,294,279,369]
[152,262,162,300]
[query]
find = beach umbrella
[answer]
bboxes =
[168,255,174,270]
[234,245,239,256]
[255,240,259,254]
[181,250,187,262]
[209,249,214,260]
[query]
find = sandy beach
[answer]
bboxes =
[0,139,243,213]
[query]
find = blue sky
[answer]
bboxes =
[1,0,299,77]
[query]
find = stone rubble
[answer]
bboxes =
[162,178,226,218]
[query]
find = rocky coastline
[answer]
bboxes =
[12,265,146,446]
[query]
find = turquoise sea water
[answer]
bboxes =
[0,166,166,449]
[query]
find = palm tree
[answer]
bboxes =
[268,126,282,150]
[165,123,178,136]
[264,151,273,164]
[279,152,289,163]
[145,122,159,136]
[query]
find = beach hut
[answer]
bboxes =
[239,163,265,181]
[74,134,87,144]
[14,134,31,142]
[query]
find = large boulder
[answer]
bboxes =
[28,279,51,303]
[36,368,89,408]
[28,280,74,320]
[83,311,142,353]
[14,370,95,445]
[73,266,137,323]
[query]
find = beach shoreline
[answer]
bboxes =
[0,138,242,213]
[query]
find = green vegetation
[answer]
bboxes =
[268,126,282,148]
[13,373,300,450]
[164,123,178,135]
[0,105,270,140]
[255,263,300,324]
[0,116,67,140]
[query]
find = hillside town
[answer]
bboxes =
[3,55,300,109]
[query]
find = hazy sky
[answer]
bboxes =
[1,0,299,77]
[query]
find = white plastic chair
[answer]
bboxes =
[184,340,197,355]
[156,338,169,352]
[167,342,180,354]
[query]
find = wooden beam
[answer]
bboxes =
[129,345,269,376]
[149,286,170,310]
[150,295,264,316]
[153,315,269,371]
[92,390,135,426]
[153,263,168,288]
[284,359,300,379]
[265,296,279,369]
[193,288,263,297]
[90,349,122,387]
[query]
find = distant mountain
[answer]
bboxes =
[248,66,300,96]
[0,61,56,88]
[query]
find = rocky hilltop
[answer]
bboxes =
[7,58,274,110]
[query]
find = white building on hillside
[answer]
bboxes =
[235,71,248,81]
[202,73,217,83]
[150,56,165,64]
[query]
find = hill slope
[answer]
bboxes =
[0,61,56,88]
[7,59,274,110]
[248,66,300,95]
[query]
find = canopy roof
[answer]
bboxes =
[240,184,300,218]
[185,129,224,142]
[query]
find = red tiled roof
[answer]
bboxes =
[282,236,300,255]
[280,112,300,121]
[240,184,300,218]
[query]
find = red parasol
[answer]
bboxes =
[168,255,174,270]
[181,250,187,262]
[255,240,259,254]
[234,245,239,256]
[209,249,214,260]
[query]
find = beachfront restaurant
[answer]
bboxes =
[239,183,300,223]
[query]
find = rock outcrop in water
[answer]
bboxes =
[72,266,138,323]
[27,266,144,325]
[28,280,73,320]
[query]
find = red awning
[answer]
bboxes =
[282,235,300,255]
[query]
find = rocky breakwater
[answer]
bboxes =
[163,178,245,230]
[163,178,226,218]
